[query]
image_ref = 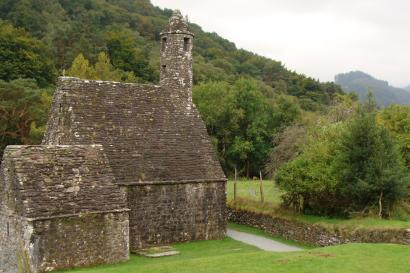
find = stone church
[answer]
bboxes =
[0,10,226,273]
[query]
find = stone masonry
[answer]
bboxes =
[0,10,226,272]
[42,10,227,253]
[0,145,129,273]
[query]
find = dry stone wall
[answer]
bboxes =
[228,208,410,246]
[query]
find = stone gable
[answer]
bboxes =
[0,145,127,219]
[42,78,225,184]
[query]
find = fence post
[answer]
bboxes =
[234,168,237,201]
[259,171,264,203]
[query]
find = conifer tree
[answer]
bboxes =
[66,53,96,79]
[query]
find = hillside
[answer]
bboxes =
[0,0,348,176]
[335,71,410,106]
[0,0,342,110]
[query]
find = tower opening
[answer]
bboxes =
[184,37,190,51]
[161,37,167,52]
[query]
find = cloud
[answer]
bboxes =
[152,0,410,86]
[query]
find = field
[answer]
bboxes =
[58,224,410,273]
[227,180,410,230]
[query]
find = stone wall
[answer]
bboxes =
[0,213,129,273]
[30,212,129,272]
[228,208,410,246]
[0,215,27,273]
[0,145,130,273]
[127,182,227,250]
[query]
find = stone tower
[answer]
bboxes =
[160,10,194,101]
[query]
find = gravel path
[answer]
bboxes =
[227,229,302,252]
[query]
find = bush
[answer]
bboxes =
[275,100,409,218]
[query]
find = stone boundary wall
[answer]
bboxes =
[228,208,410,246]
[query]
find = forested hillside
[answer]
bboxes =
[0,0,342,104]
[335,71,410,106]
[1,0,409,219]
[0,0,344,176]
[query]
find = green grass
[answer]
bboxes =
[227,180,410,230]
[57,237,410,273]
[227,180,283,205]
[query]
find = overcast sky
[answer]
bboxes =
[151,0,410,87]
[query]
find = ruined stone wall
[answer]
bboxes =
[127,182,226,250]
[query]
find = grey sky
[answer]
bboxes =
[151,0,410,87]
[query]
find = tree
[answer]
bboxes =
[0,79,52,157]
[0,23,56,86]
[66,53,96,79]
[275,95,409,217]
[67,52,137,82]
[338,104,408,217]
[193,79,301,177]
[275,123,346,215]
[265,124,307,178]
[377,105,410,168]
[105,29,153,82]
[193,81,242,171]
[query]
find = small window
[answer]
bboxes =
[7,222,9,236]
[161,37,167,51]
[184,37,190,51]
[161,65,167,72]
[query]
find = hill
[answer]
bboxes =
[0,0,349,177]
[335,71,410,106]
[0,0,342,110]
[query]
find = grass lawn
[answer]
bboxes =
[227,180,282,205]
[57,230,410,273]
[227,180,410,230]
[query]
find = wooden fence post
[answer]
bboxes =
[234,168,237,201]
[259,171,264,203]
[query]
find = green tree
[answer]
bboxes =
[105,29,153,82]
[0,79,51,156]
[338,104,408,217]
[275,123,346,215]
[0,23,55,86]
[67,52,137,82]
[66,53,96,79]
[194,79,300,177]
[94,52,120,81]
[193,81,242,170]
[377,105,410,168]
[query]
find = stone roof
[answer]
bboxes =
[0,145,127,219]
[161,10,193,36]
[42,77,226,185]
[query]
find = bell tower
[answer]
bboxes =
[160,10,194,101]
